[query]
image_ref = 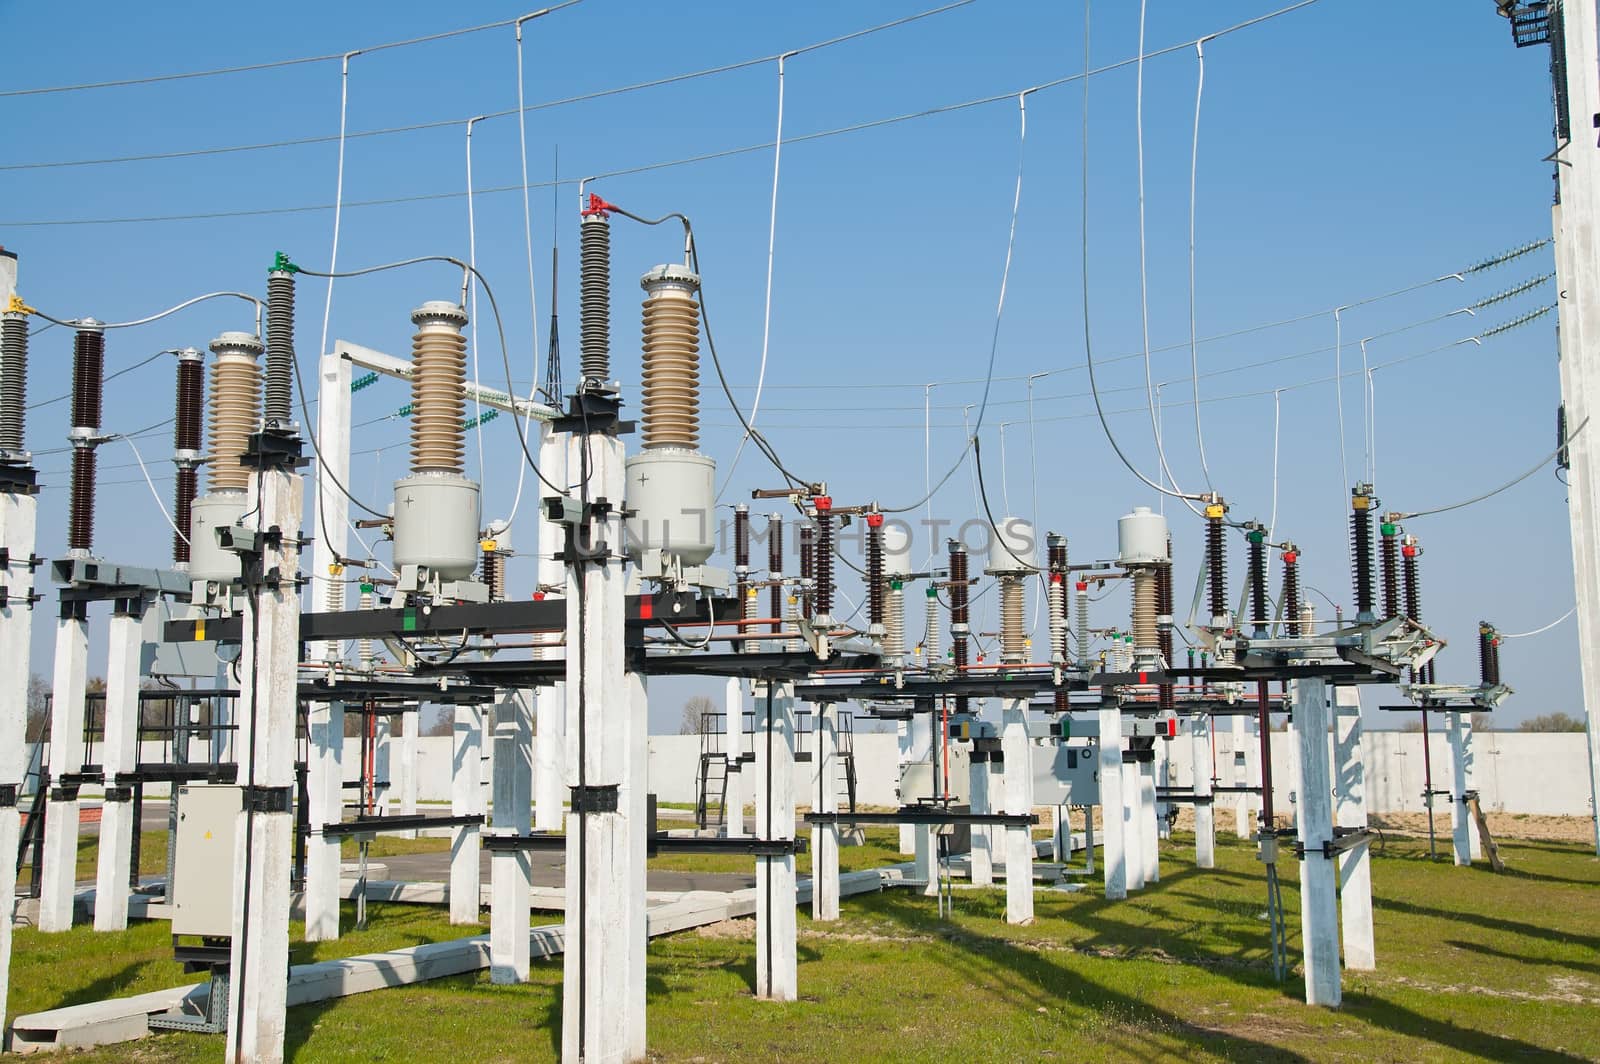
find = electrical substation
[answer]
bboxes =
[0,1,1598,1062]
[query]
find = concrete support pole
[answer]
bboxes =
[304,699,345,942]
[399,708,418,838]
[1155,740,1172,840]
[1051,805,1070,861]
[39,613,89,933]
[1447,712,1480,865]
[1001,700,1033,922]
[1139,756,1160,884]
[755,682,797,1001]
[490,690,533,984]
[624,672,648,1061]
[812,702,840,921]
[559,427,637,1064]
[1192,715,1215,869]
[723,677,744,837]
[905,713,934,885]
[534,422,567,835]
[895,720,913,853]
[93,603,145,930]
[1293,677,1340,1007]
[450,706,484,925]
[969,753,994,885]
[1099,706,1126,900]
[225,463,303,1064]
[1333,687,1374,971]
[0,490,38,1021]
[1124,751,1145,893]
[1231,715,1249,838]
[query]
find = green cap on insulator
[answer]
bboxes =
[891,579,903,591]
[927,586,939,598]
[1247,528,1264,544]
[359,581,375,594]
[1381,522,1397,536]
[270,251,300,274]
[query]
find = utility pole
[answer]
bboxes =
[1499,0,1600,854]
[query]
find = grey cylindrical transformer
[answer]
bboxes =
[393,471,482,580]
[624,449,715,566]
[189,490,248,584]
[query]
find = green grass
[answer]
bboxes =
[13,830,1600,1062]
[17,828,170,892]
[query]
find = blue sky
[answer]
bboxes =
[1,0,1574,732]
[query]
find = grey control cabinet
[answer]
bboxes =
[171,784,243,938]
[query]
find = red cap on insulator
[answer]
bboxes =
[581,193,616,217]
[1076,581,1088,591]
[1050,572,1063,583]
[1282,551,1298,564]
[532,592,546,601]
[1402,545,1418,558]
[866,512,883,528]
[814,495,832,512]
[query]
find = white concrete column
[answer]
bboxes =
[304,699,344,942]
[723,677,744,837]
[1293,677,1340,1007]
[969,752,994,885]
[490,690,534,984]
[39,613,89,933]
[1235,713,1248,838]
[92,603,143,931]
[1333,687,1374,971]
[559,428,637,1064]
[534,421,567,835]
[812,702,840,921]
[451,705,484,925]
[896,719,914,853]
[1192,715,1215,869]
[399,707,418,838]
[1446,712,1479,865]
[1155,740,1172,840]
[0,490,38,1021]
[1051,804,1070,861]
[372,716,392,816]
[1124,747,1145,893]
[755,681,797,1001]
[1098,706,1126,900]
[1139,756,1159,885]
[904,713,934,883]
[225,462,303,1064]
[624,671,649,1061]
[1002,699,1033,923]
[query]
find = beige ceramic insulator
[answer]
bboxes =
[885,584,905,661]
[207,332,263,493]
[639,265,701,450]
[1132,568,1158,653]
[409,301,468,474]
[1000,575,1026,664]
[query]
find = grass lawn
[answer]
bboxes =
[10,829,1599,1062]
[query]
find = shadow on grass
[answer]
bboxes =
[866,889,1309,1061]
[1341,989,1593,1062]
[1373,896,1600,953]
[1442,937,1600,977]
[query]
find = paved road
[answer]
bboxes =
[376,849,756,894]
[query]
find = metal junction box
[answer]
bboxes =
[171,784,242,938]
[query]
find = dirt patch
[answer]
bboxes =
[694,918,754,941]
[1369,811,1595,845]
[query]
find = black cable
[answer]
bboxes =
[972,434,1040,572]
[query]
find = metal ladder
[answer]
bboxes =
[694,710,728,830]
[15,740,45,896]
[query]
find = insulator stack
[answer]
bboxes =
[579,209,611,384]
[1075,581,1090,667]
[923,586,941,664]
[948,541,970,712]
[885,578,906,663]
[359,590,376,669]
[768,514,784,636]
[1281,547,1303,637]
[1379,518,1401,620]
[639,266,701,449]
[264,268,296,428]
[734,503,750,607]
[1246,524,1268,635]
[480,545,506,602]
[409,302,468,474]
[813,497,834,621]
[1350,485,1376,621]
[0,306,30,456]
[1479,622,1501,686]
[1204,499,1228,623]
[172,348,205,565]
[866,512,885,633]
[1131,570,1158,654]
[67,324,106,554]
[1156,556,1175,712]
[799,522,815,620]
[999,575,1026,665]
[1401,537,1429,683]
[206,332,263,493]
[1047,535,1069,666]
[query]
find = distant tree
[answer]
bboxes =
[25,673,48,742]
[420,705,454,738]
[1471,712,1495,733]
[679,695,717,736]
[1518,712,1586,733]
[1401,721,1424,734]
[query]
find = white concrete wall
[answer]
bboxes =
[32,729,1597,817]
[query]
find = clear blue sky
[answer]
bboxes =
[1,0,1573,732]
